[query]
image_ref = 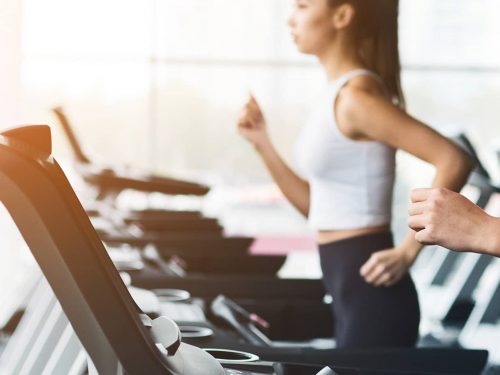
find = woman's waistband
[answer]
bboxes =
[318,231,394,258]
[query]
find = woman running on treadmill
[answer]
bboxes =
[409,188,500,257]
[237,0,474,348]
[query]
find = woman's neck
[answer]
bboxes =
[317,37,365,82]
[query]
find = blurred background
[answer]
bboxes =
[1,0,500,345]
[3,0,500,176]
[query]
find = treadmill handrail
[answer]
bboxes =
[52,107,211,196]
[0,125,223,374]
[52,106,91,164]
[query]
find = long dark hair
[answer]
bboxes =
[328,0,405,108]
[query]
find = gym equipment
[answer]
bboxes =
[0,124,338,374]
[53,106,210,198]
[53,106,289,277]
[0,125,487,375]
[459,258,500,365]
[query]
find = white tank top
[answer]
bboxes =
[294,69,395,231]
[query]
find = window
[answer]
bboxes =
[18,0,500,242]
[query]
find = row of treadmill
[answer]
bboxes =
[0,109,498,374]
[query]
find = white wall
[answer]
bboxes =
[0,0,23,128]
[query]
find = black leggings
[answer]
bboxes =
[319,231,420,348]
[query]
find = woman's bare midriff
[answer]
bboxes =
[318,224,390,245]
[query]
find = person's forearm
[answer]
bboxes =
[256,141,310,217]
[481,216,500,257]
[431,150,474,193]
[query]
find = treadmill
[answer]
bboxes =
[0,125,489,375]
[52,106,210,198]
[51,110,330,336]
[3,115,327,336]
[0,124,343,375]
[459,258,500,365]
[53,106,288,276]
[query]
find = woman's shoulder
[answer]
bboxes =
[339,73,387,102]
[334,75,393,139]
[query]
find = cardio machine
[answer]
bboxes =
[0,124,340,375]
[53,106,289,277]
[0,125,488,375]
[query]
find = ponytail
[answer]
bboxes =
[329,0,405,108]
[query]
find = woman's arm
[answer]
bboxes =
[337,87,475,286]
[237,95,310,217]
[255,140,310,217]
[409,188,500,257]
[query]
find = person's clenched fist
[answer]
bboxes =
[408,188,491,252]
[237,95,270,151]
